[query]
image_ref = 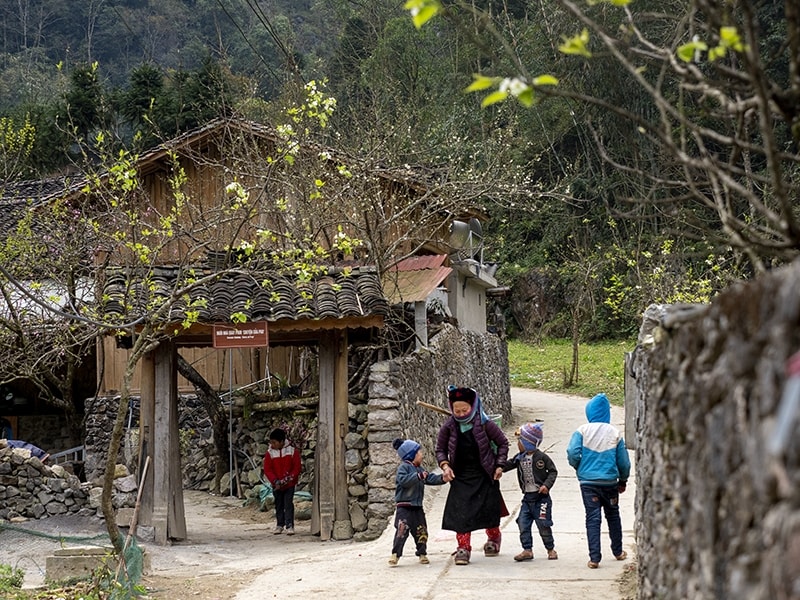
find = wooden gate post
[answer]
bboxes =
[137,351,155,527]
[153,341,186,543]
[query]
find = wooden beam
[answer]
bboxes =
[153,341,186,544]
[152,343,170,545]
[141,315,385,347]
[314,331,336,540]
[333,329,350,537]
[167,345,187,540]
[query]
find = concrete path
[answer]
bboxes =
[3,388,635,598]
[235,388,636,600]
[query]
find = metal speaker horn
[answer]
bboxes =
[469,218,483,239]
[449,220,471,249]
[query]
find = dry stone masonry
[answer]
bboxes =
[632,261,800,599]
[364,324,511,540]
[0,440,136,522]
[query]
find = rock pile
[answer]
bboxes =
[0,440,137,522]
[0,440,92,520]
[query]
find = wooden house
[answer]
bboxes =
[0,116,499,544]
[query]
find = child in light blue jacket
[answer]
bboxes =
[567,393,631,569]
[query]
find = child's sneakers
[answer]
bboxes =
[272,525,284,534]
[418,555,430,564]
[388,554,398,566]
[284,527,295,536]
[547,548,558,560]
[514,549,534,562]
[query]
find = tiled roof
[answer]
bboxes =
[0,176,86,235]
[101,265,389,325]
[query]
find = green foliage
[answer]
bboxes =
[508,338,633,402]
[678,26,746,63]
[0,559,147,600]
[0,563,24,593]
[0,116,35,180]
[64,63,106,137]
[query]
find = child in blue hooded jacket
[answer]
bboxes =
[567,393,631,569]
[389,438,445,566]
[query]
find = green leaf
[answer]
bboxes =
[413,5,439,28]
[517,88,535,107]
[719,26,744,51]
[677,40,707,62]
[404,0,441,29]
[709,46,726,61]
[559,29,592,58]
[481,90,509,107]
[465,75,497,93]
[532,74,559,86]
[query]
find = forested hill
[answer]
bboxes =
[0,0,790,339]
[0,0,332,91]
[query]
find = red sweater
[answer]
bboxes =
[263,443,302,490]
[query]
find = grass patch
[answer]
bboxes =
[508,338,635,404]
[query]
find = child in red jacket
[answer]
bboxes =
[263,427,302,535]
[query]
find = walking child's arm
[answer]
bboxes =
[542,453,558,490]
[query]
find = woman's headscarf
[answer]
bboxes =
[447,385,490,432]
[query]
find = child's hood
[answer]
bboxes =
[585,393,611,424]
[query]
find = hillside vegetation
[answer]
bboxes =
[1,1,794,339]
[508,338,633,404]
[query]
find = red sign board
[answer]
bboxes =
[212,322,269,348]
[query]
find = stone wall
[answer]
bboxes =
[84,394,321,499]
[0,440,136,521]
[364,324,511,540]
[632,262,800,599]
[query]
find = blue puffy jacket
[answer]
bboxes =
[566,393,630,486]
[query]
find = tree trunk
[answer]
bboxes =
[176,353,228,494]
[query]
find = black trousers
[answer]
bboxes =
[391,505,429,558]
[273,486,295,528]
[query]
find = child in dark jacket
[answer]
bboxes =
[389,438,445,566]
[503,422,558,561]
[263,427,302,536]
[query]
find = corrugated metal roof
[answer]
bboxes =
[383,255,451,304]
[390,255,448,272]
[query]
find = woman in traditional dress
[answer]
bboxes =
[436,385,509,565]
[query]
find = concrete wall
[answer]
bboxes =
[364,324,511,540]
[447,264,498,333]
[631,261,800,599]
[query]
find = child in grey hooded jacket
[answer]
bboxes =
[389,438,445,566]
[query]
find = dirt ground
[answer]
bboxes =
[141,491,310,600]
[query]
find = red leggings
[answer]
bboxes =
[456,527,501,551]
